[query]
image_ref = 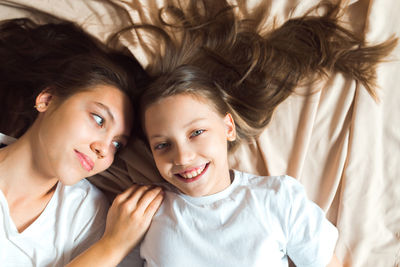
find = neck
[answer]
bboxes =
[0,131,58,202]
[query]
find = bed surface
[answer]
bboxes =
[1,0,399,266]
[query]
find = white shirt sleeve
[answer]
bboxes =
[282,176,338,267]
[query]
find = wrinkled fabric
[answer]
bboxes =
[1,0,399,266]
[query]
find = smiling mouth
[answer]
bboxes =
[74,150,94,172]
[175,163,209,183]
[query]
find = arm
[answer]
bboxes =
[66,184,163,267]
[327,254,342,267]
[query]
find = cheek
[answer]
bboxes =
[202,133,228,155]
[154,156,167,171]
[96,156,114,173]
[47,112,90,140]
[153,155,171,176]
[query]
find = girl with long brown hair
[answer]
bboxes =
[114,0,396,266]
[0,18,163,266]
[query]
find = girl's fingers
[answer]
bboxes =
[112,185,164,218]
[144,191,164,216]
[122,185,155,212]
[135,187,164,215]
[113,184,140,203]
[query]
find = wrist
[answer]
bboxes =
[95,237,128,266]
[66,237,128,267]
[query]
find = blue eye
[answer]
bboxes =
[191,129,205,137]
[112,141,122,151]
[92,114,104,127]
[154,142,169,151]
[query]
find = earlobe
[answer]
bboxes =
[224,113,236,141]
[35,90,53,112]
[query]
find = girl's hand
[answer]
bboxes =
[101,184,164,256]
[67,185,163,267]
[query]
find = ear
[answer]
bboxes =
[35,90,53,112]
[223,113,236,142]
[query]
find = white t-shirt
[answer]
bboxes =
[0,133,109,266]
[121,170,338,267]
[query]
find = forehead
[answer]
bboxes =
[72,84,127,100]
[68,84,133,130]
[144,93,221,131]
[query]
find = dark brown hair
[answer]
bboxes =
[115,0,397,149]
[0,18,149,138]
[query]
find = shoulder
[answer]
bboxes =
[235,171,338,266]
[57,180,110,259]
[62,179,108,202]
[57,180,109,246]
[233,170,317,222]
[58,179,109,219]
[234,169,304,197]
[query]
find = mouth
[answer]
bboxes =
[74,149,94,172]
[175,163,209,183]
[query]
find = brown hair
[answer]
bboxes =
[0,18,149,138]
[116,0,397,149]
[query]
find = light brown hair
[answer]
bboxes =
[115,0,397,149]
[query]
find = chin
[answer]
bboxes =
[58,174,84,186]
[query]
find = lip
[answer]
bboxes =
[74,149,94,172]
[174,163,209,183]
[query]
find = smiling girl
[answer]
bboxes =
[116,0,396,266]
[137,68,341,267]
[0,18,163,266]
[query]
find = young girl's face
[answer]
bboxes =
[144,93,236,197]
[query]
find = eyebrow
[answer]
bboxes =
[94,102,129,141]
[183,117,207,128]
[148,117,207,140]
[94,102,115,122]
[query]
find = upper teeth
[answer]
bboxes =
[180,165,206,179]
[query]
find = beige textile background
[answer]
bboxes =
[0,0,399,266]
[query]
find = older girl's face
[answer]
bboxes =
[34,85,133,185]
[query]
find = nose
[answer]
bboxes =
[173,144,195,166]
[90,141,108,159]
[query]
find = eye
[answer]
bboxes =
[92,113,104,127]
[112,141,122,151]
[191,129,205,137]
[154,142,170,151]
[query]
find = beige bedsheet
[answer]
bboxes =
[1,0,399,266]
